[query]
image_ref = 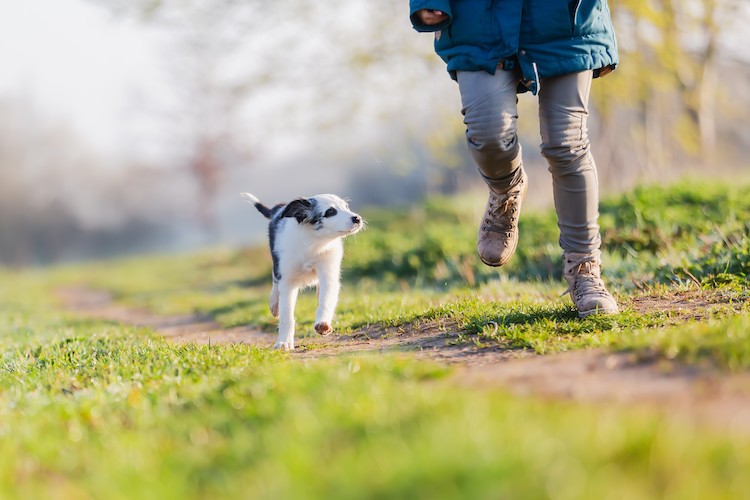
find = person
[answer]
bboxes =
[410,0,620,318]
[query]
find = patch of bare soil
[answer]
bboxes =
[627,287,748,321]
[59,287,277,346]
[58,286,750,433]
[455,349,750,434]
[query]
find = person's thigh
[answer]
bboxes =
[538,70,593,162]
[457,68,524,190]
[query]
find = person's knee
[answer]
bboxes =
[542,136,591,175]
[466,122,520,159]
[540,105,592,173]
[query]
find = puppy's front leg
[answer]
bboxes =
[269,280,280,318]
[274,282,299,350]
[314,262,340,335]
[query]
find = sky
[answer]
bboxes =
[0,0,457,254]
[0,0,168,158]
[0,0,455,167]
[1,0,748,264]
[3,0,749,163]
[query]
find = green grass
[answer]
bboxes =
[1,297,749,499]
[41,179,750,362]
[617,313,750,372]
[1,179,750,498]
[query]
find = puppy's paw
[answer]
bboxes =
[314,322,333,335]
[272,341,293,350]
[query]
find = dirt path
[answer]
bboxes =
[59,286,750,433]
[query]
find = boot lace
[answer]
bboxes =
[481,191,521,238]
[561,255,609,299]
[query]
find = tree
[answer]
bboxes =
[86,0,453,222]
[595,0,748,178]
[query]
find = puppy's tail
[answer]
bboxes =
[240,193,272,219]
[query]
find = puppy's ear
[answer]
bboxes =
[281,198,314,224]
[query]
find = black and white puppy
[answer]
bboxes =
[241,193,364,350]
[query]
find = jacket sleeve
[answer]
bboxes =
[409,0,452,32]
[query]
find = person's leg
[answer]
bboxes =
[457,68,528,266]
[539,70,600,253]
[457,68,524,191]
[538,71,618,317]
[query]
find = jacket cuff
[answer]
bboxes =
[409,0,452,32]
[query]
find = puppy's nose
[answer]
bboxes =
[352,215,362,224]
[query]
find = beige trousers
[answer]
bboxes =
[457,68,601,254]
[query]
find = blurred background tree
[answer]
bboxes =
[87,0,451,224]
[594,0,747,183]
[1,0,748,265]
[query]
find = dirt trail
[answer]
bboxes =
[60,287,278,346]
[59,286,750,433]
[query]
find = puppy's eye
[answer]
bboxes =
[324,207,337,217]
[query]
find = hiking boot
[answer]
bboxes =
[562,250,619,318]
[477,169,528,267]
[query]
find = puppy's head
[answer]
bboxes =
[281,194,363,237]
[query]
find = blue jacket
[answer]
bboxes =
[409,0,619,94]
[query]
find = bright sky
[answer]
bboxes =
[0,0,438,164]
[6,0,746,166]
[0,0,165,157]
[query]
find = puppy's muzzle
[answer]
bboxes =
[347,214,364,234]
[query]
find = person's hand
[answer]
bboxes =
[415,9,449,26]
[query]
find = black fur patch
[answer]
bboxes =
[309,213,323,228]
[269,203,285,219]
[254,202,272,219]
[269,204,287,281]
[268,217,281,281]
[268,198,327,279]
[281,198,318,224]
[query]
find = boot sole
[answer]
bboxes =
[577,305,620,318]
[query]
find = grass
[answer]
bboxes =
[1,300,750,499]
[40,178,750,364]
[1,179,750,497]
[617,313,750,372]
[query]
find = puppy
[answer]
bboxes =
[241,193,364,350]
